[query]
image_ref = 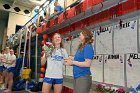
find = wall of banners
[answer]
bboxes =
[64,19,140,88]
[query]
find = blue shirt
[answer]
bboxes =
[54,5,64,15]
[73,44,94,79]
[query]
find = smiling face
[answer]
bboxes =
[52,33,62,47]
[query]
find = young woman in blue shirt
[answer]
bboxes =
[65,28,94,93]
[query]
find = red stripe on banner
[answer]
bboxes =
[135,0,140,9]
[93,0,104,5]
[58,13,64,24]
[87,0,94,8]
[75,3,82,15]
[81,0,87,12]
[49,19,55,27]
[65,7,76,19]
[120,0,137,15]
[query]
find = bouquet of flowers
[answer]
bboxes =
[41,42,54,65]
[43,42,54,57]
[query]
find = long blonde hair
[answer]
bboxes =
[78,28,94,52]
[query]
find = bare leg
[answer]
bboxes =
[4,72,13,92]
[8,72,13,91]
[0,72,3,83]
[42,82,52,93]
[3,70,8,89]
[53,84,63,93]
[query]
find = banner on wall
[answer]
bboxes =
[91,55,103,82]
[114,20,137,54]
[104,54,125,86]
[126,53,140,88]
[96,26,113,54]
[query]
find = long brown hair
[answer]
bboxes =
[78,28,94,51]
[52,33,64,48]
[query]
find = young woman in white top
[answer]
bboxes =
[2,47,10,90]
[42,33,68,93]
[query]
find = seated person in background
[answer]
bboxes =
[4,49,16,92]
[44,12,48,22]
[36,16,45,27]
[2,47,10,89]
[39,16,44,24]
[0,50,4,84]
[54,1,64,16]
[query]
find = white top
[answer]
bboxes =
[3,53,10,67]
[7,54,16,68]
[45,48,68,78]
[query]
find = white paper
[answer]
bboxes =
[104,54,125,86]
[91,55,103,82]
[126,53,140,88]
[114,20,137,54]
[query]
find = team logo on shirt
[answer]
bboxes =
[52,55,64,61]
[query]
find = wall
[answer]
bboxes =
[0,20,7,49]
[7,12,31,37]
[0,10,9,50]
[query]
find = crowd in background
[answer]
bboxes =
[0,47,16,92]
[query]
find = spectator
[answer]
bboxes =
[54,1,64,16]
[2,47,10,90]
[0,50,4,84]
[44,12,48,22]
[4,49,16,92]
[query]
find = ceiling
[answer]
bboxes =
[0,0,46,10]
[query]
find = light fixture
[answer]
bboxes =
[3,4,11,9]
[14,7,21,12]
[24,9,30,14]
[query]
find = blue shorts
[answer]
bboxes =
[43,77,63,84]
[3,66,7,71]
[7,67,15,74]
[0,66,4,72]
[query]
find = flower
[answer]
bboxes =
[96,83,104,88]
[95,83,106,92]
[43,42,54,56]
[117,88,125,93]
[95,83,126,93]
